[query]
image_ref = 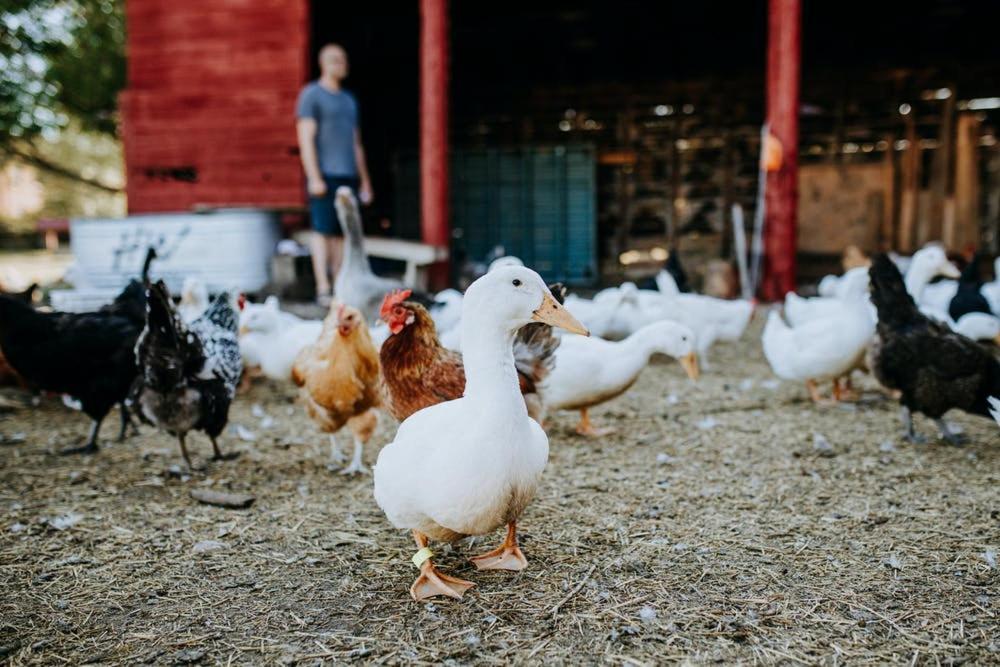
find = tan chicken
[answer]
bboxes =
[292,302,381,474]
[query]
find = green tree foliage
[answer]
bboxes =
[0,0,124,190]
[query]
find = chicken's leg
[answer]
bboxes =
[210,436,240,461]
[470,521,528,571]
[177,433,196,470]
[339,411,376,475]
[934,419,967,446]
[59,418,101,455]
[117,403,139,442]
[409,530,475,601]
[339,434,368,475]
[574,408,615,437]
[327,433,346,464]
[901,406,927,444]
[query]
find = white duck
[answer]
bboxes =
[980,257,1000,314]
[784,267,871,326]
[238,297,322,381]
[631,280,754,368]
[373,266,588,601]
[178,277,210,323]
[332,188,407,323]
[429,288,464,334]
[544,320,699,436]
[762,294,876,403]
[564,285,638,340]
[907,245,961,309]
[954,312,1000,344]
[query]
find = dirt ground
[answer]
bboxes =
[2,318,999,665]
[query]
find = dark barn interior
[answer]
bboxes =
[311,0,1000,285]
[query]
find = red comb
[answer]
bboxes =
[379,289,412,319]
[237,294,247,311]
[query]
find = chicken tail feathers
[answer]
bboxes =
[141,246,158,283]
[869,253,922,329]
[145,281,179,347]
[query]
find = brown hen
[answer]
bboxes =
[378,288,562,423]
[292,302,381,474]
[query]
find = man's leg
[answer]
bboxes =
[310,232,331,298]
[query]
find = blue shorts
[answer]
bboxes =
[309,175,360,236]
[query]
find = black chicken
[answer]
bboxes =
[948,253,992,322]
[0,295,142,453]
[130,281,242,469]
[868,254,1000,444]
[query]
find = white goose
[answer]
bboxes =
[333,188,407,323]
[544,320,699,436]
[373,266,588,601]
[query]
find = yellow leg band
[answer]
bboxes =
[412,546,434,568]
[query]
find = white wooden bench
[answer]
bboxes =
[365,237,448,290]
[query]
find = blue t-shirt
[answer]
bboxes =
[295,82,359,177]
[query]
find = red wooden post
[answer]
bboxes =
[762,0,800,300]
[420,0,450,286]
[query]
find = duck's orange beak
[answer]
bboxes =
[532,291,589,336]
[679,352,700,380]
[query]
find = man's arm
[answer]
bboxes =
[297,118,326,196]
[354,129,373,204]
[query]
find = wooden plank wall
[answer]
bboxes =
[120,0,309,213]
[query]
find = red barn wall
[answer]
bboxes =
[120,0,310,213]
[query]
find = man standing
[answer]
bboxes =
[296,43,374,303]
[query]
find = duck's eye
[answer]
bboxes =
[512,279,522,287]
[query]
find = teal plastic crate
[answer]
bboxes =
[396,144,597,285]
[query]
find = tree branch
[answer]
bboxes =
[2,145,123,194]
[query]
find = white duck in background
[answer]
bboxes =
[785,267,871,326]
[906,245,960,308]
[954,312,1000,344]
[564,285,638,340]
[178,277,210,323]
[238,297,322,382]
[544,320,699,436]
[333,188,409,323]
[762,292,876,403]
[373,266,588,601]
[979,257,1000,314]
[429,288,464,334]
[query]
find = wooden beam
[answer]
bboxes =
[880,132,896,251]
[927,88,955,244]
[762,0,800,299]
[953,112,980,250]
[420,0,450,286]
[898,114,920,252]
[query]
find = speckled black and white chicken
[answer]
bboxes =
[130,281,242,468]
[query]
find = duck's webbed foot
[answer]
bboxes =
[574,408,615,437]
[409,531,475,601]
[806,380,834,405]
[470,521,528,571]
